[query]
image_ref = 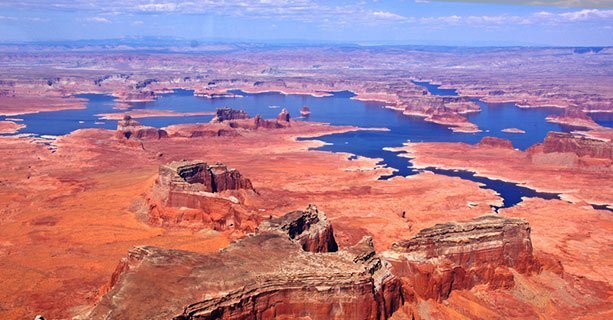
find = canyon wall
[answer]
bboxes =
[84,205,402,320]
[385,215,540,302]
[116,114,168,140]
[528,132,612,169]
[85,211,541,319]
[148,160,258,231]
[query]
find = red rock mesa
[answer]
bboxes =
[84,205,402,320]
[148,160,258,231]
[84,210,539,319]
[115,114,168,140]
[387,215,540,302]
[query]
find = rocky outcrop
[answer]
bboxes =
[385,215,540,301]
[277,108,291,122]
[84,212,542,319]
[300,106,311,116]
[540,132,611,159]
[115,90,157,102]
[115,114,167,140]
[258,204,338,253]
[158,160,254,194]
[211,107,250,123]
[527,132,612,169]
[84,206,402,320]
[148,160,258,231]
[546,106,601,130]
[478,136,514,149]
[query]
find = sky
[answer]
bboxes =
[0,0,611,46]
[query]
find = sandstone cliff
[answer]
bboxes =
[211,107,250,123]
[546,106,602,130]
[478,136,514,149]
[148,160,258,231]
[84,205,401,320]
[257,204,338,253]
[115,114,167,140]
[277,108,291,122]
[84,212,542,319]
[385,215,540,302]
[527,131,612,169]
[168,108,289,137]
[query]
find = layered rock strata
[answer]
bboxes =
[478,136,514,149]
[85,212,541,319]
[538,131,611,159]
[148,160,257,230]
[115,114,167,140]
[257,204,338,253]
[84,206,402,320]
[528,131,612,168]
[546,106,602,130]
[211,107,250,123]
[385,215,540,301]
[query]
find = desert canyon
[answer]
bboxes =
[0,43,611,320]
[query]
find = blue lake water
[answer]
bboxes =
[2,83,608,210]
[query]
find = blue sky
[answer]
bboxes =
[0,1,611,46]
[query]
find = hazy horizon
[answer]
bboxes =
[0,1,612,47]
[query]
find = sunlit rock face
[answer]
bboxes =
[540,132,612,159]
[385,215,540,302]
[148,160,258,231]
[478,136,514,149]
[84,205,402,320]
[115,114,168,140]
[83,211,541,320]
[257,204,338,253]
[528,132,612,169]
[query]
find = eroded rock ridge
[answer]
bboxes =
[86,210,540,319]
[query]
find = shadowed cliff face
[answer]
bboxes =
[83,210,539,319]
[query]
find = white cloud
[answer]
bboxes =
[0,1,611,28]
[417,9,613,26]
[558,8,613,21]
[137,3,178,12]
[86,16,111,23]
[371,11,408,21]
[426,1,612,8]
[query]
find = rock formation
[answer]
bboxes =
[257,204,338,253]
[82,211,543,319]
[211,107,250,123]
[148,160,257,231]
[546,106,601,130]
[277,108,291,122]
[83,205,402,320]
[385,215,540,301]
[115,114,168,140]
[540,132,611,159]
[158,160,254,194]
[300,106,311,116]
[527,132,612,168]
[478,136,514,149]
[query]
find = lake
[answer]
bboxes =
[4,83,609,210]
